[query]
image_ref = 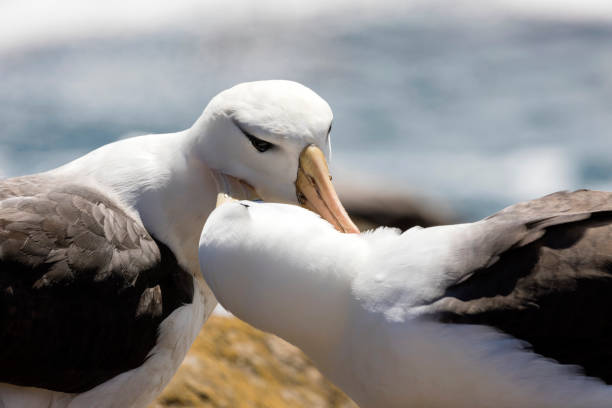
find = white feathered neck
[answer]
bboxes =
[51,129,216,271]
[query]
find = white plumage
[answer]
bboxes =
[199,198,612,408]
[0,80,356,407]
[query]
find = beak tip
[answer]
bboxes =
[296,145,360,235]
[346,225,360,234]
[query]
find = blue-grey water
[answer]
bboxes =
[1,5,612,221]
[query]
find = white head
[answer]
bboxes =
[191,80,358,233]
[199,198,364,356]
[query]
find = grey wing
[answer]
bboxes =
[423,189,612,383]
[0,176,193,393]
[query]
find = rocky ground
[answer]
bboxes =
[151,316,358,408]
[152,186,453,407]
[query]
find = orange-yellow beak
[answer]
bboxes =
[295,145,360,234]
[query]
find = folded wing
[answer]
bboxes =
[0,176,193,393]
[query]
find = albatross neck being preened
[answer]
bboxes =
[0,80,358,408]
[200,191,612,408]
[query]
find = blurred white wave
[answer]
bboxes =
[334,146,579,219]
[0,0,412,52]
[495,0,612,21]
[2,0,612,52]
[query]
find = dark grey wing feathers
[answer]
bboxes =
[0,175,193,393]
[444,190,612,283]
[428,189,612,383]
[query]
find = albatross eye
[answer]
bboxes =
[244,132,274,153]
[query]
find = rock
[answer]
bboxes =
[151,316,358,408]
[337,181,456,231]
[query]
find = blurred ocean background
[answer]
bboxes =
[1,0,611,221]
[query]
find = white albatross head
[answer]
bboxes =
[191,80,359,233]
[198,197,368,358]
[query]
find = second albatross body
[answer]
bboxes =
[201,191,612,408]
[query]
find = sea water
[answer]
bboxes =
[1,1,611,220]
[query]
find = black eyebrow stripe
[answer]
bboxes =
[233,120,275,153]
[233,120,271,143]
[232,119,249,136]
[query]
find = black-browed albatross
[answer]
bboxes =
[200,190,612,408]
[0,80,358,408]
